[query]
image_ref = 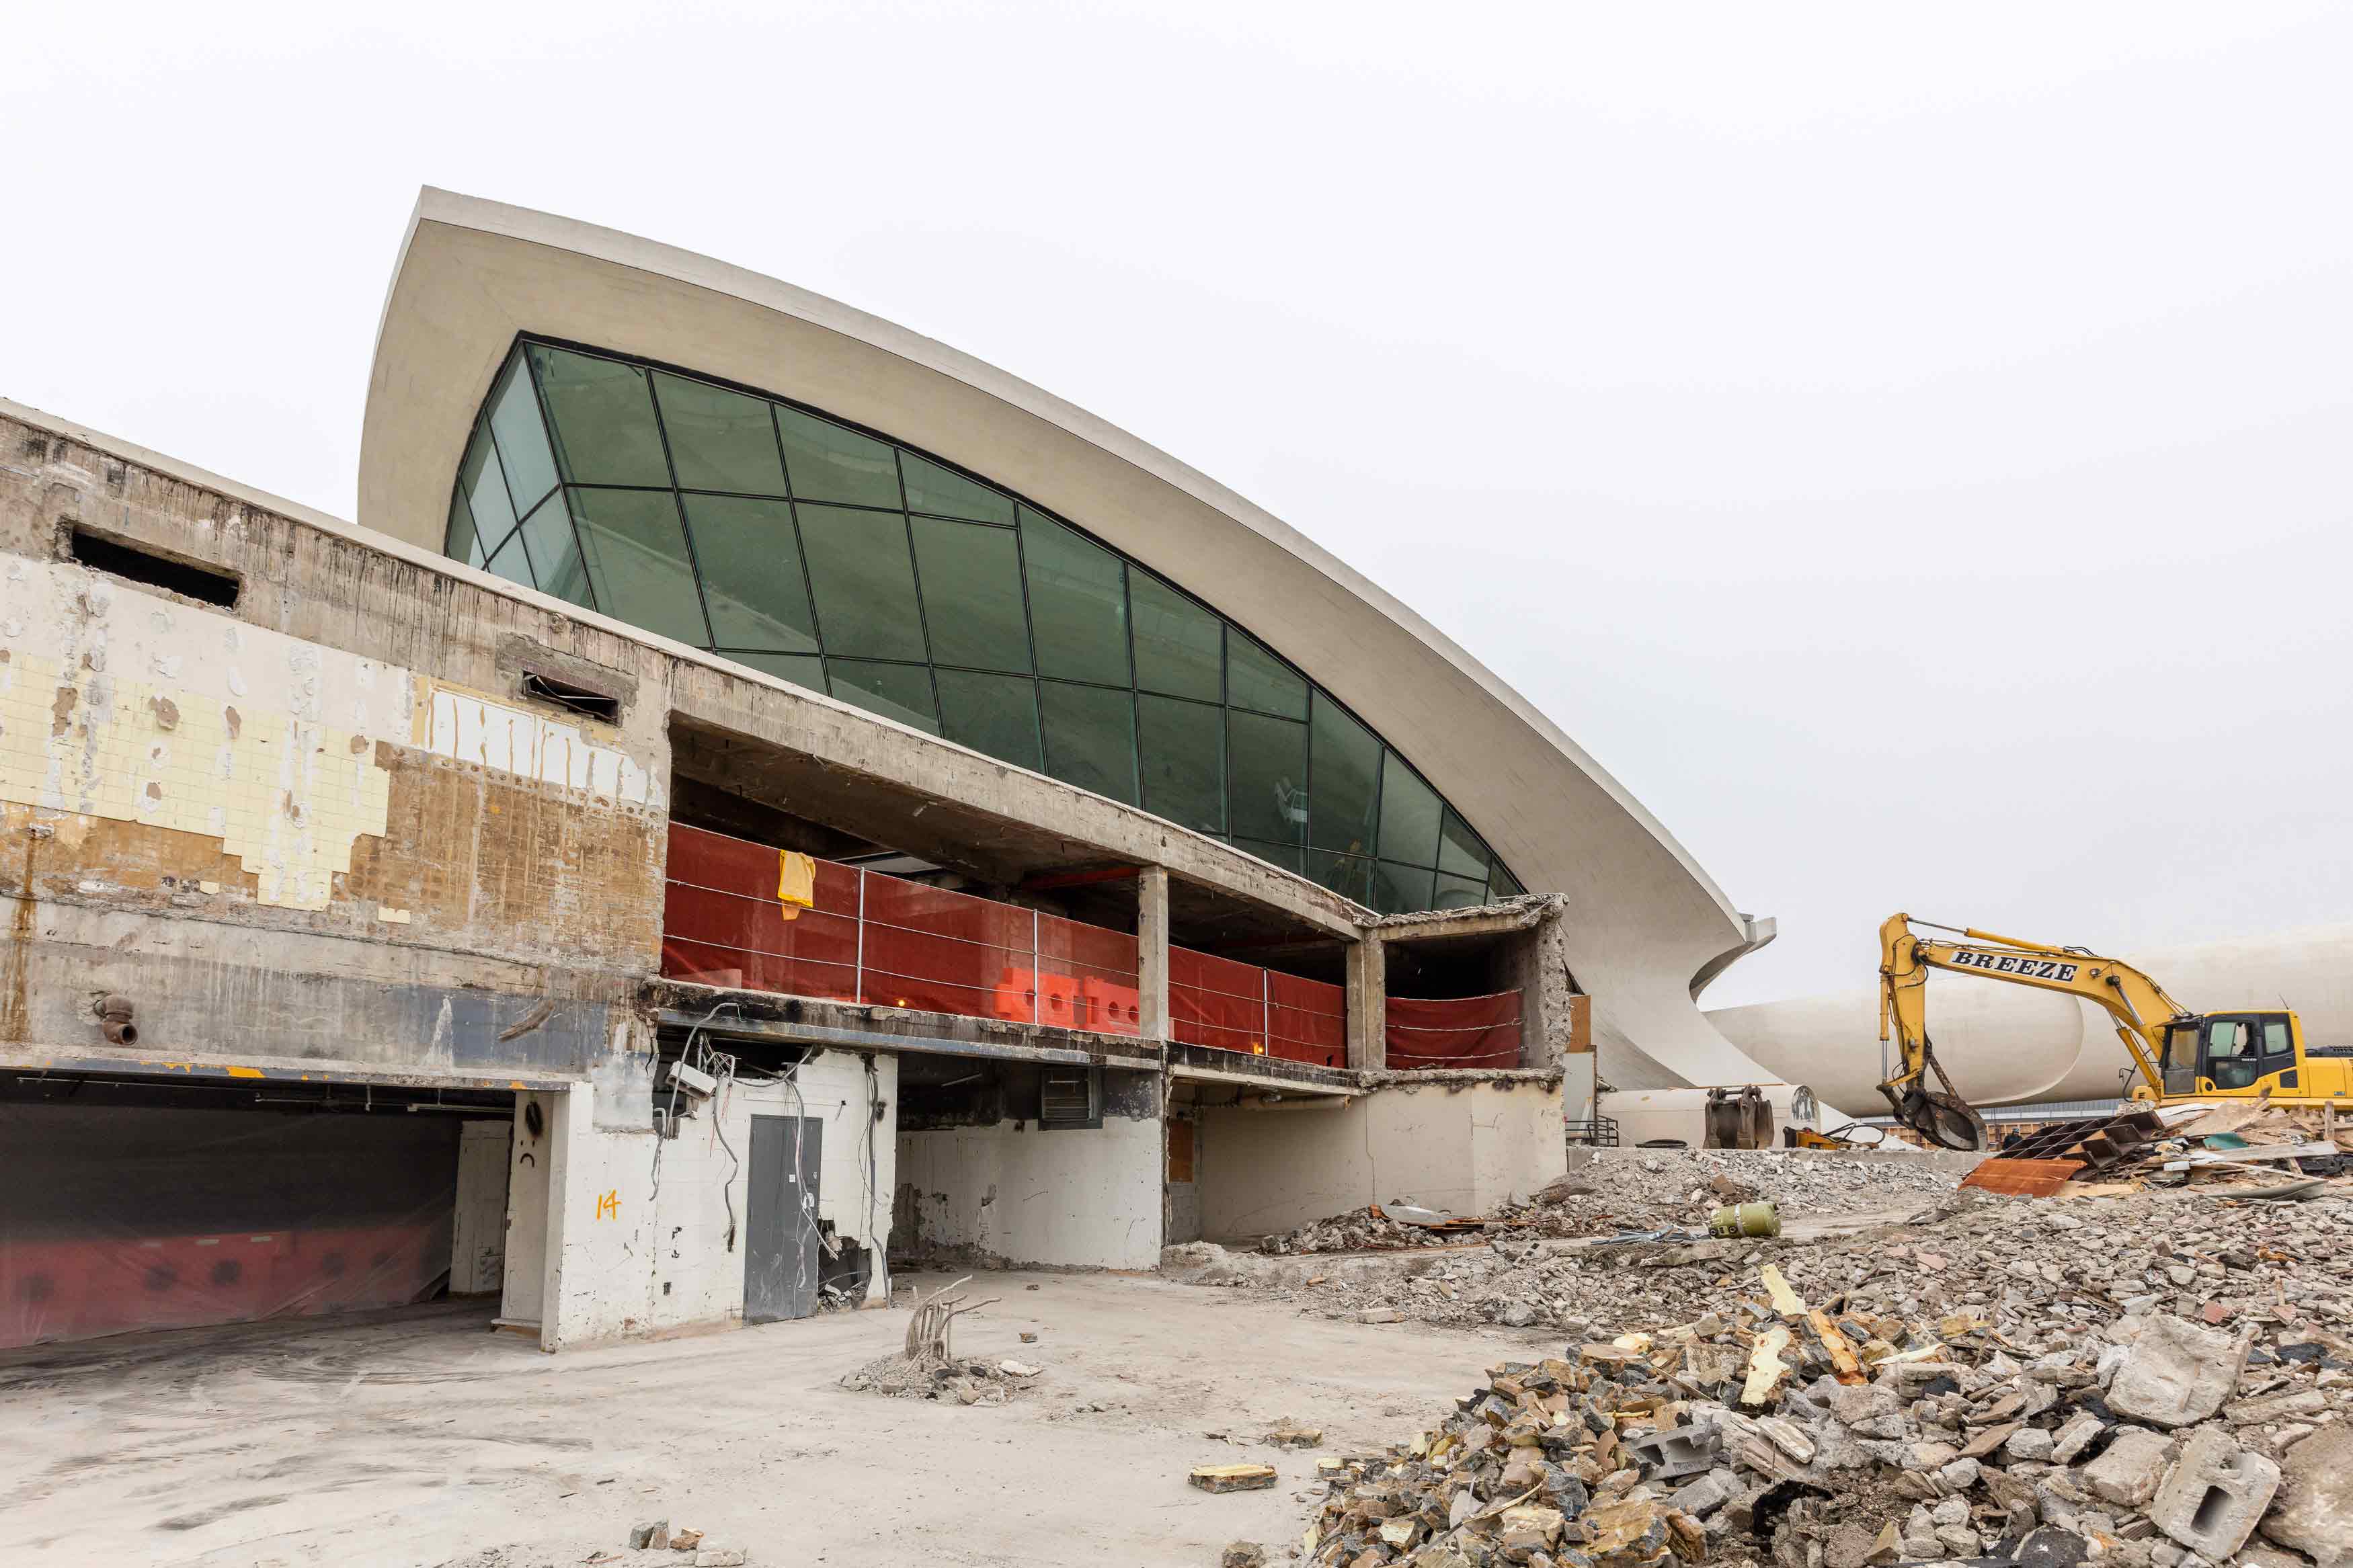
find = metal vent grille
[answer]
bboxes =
[1039,1067,1101,1129]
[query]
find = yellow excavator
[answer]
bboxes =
[1876,913,2353,1151]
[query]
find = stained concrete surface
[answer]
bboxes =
[0,1270,1550,1567]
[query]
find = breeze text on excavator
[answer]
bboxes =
[1875,912,2353,1151]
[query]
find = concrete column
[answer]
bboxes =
[537,1081,594,1354]
[1138,864,1172,1042]
[1347,932,1386,1071]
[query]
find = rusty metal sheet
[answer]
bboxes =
[1959,1157,2085,1198]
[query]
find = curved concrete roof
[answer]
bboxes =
[359,187,1774,1088]
[1709,921,2353,1112]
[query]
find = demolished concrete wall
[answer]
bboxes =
[1195,1076,1566,1242]
[894,1067,1162,1271]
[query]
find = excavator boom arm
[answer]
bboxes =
[1877,913,2180,1147]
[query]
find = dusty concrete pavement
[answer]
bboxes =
[0,1269,1554,1567]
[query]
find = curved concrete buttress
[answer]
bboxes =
[1709,922,2353,1112]
[358,188,1778,1092]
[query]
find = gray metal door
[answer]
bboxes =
[745,1115,822,1324]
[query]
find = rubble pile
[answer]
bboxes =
[1295,1185,2353,1567]
[838,1351,1041,1406]
[1258,1153,1960,1257]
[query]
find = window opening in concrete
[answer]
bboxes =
[519,671,619,723]
[448,337,1522,911]
[69,528,239,608]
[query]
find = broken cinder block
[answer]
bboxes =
[2261,1424,2353,1568]
[2149,1427,2280,1559]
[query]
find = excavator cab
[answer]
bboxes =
[2163,1012,2299,1096]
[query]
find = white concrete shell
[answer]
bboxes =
[358,188,1775,1089]
[1708,922,2353,1112]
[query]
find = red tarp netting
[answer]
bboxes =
[662,825,1142,1032]
[1170,946,1269,1055]
[0,1104,459,1349]
[662,823,860,1001]
[1384,990,1524,1069]
[861,873,1035,1021]
[1267,971,1346,1068]
[1037,914,1141,1035]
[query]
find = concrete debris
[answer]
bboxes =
[1268,1419,1327,1449]
[1257,1150,1959,1255]
[840,1351,1035,1405]
[1191,1463,1279,1493]
[2262,1423,2353,1565]
[1221,1543,1268,1567]
[623,1522,745,1564]
[1279,1180,2353,1568]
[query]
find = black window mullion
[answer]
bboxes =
[891,448,946,729]
[641,372,718,648]
[766,403,832,670]
[1008,503,1048,775]
[520,343,602,615]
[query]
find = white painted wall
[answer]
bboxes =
[897,1112,1162,1272]
[531,1053,897,1351]
[1196,1080,1566,1242]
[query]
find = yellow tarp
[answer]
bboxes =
[776,850,816,921]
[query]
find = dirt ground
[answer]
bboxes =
[0,1269,1553,1567]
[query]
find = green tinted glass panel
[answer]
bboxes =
[1308,849,1375,905]
[729,651,825,690]
[1228,710,1306,844]
[1235,837,1304,874]
[1373,860,1436,915]
[446,489,483,568]
[911,518,1030,672]
[517,496,593,609]
[777,408,900,507]
[902,453,1014,524]
[1376,751,1443,868]
[1488,865,1522,898]
[1021,507,1129,682]
[567,488,709,645]
[936,668,1043,771]
[1308,693,1380,853]
[529,346,672,487]
[1436,806,1492,880]
[483,526,532,589]
[1130,573,1222,701]
[830,659,939,733]
[1138,694,1224,833]
[488,354,559,516]
[682,495,816,653]
[1227,629,1308,718]
[796,503,926,661]
[655,373,787,495]
[1040,680,1137,804]
[1433,872,1488,910]
[460,421,518,545]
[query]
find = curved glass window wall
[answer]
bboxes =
[446,337,1523,912]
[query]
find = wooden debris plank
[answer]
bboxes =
[1759,1265,1806,1317]
[1741,1325,1792,1407]
[1807,1309,1868,1386]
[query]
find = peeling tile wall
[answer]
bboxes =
[0,556,399,909]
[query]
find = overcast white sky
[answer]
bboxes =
[7,3,2348,1007]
